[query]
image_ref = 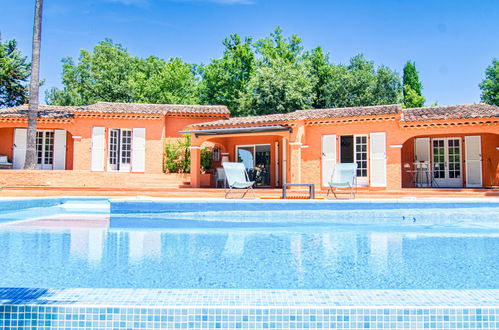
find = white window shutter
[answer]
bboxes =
[91,127,105,171]
[53,129,67,170]
[370,132,387,187]
[132,128,146,172]
[13,128,27,169]
[465,136,482,187]
[414,138,430,162]
[321,135,336,186]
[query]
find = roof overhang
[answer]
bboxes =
[179,125,292,137]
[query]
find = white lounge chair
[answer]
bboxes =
[326,163,358,199]
[222,162,256,199]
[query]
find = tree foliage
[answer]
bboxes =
[308,54,402,108]
[403,61,425,108]
[0,36,30,108]
[47,28,405,115]
[238,28,315,115]
[46,39,199,106]
[199,34,255,116]
[479,58,499,106]
[239,57,316,115]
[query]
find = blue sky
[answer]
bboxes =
[1,0,498,106]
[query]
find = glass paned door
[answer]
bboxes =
[108,129,120,171]
[236,145,271,187]
[108,129,132,172]
[432,138,462,187]
[255,145,271,186]
[120,130,132,172]
[354,135,368,186]
[340,135,368,186]
[36,131,54,170]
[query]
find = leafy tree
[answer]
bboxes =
[237,27,316,115]
[403,61,425,108]
[479,58,499,106]
[374,65,403,105]
[304,47,334,109]
[46,39,136,105]
[0,36,30,108]
[199,34,254,115]
[25,0,44,170]
[132,56,199,104]
[255,27,303,65]
[320,54,402,108]
[239,57,315,115]
[47,39,201,106]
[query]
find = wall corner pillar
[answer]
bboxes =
[190,146,201,188]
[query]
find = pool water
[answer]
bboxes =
[0,199,497,290]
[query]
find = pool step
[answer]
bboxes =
[58,200,110,214]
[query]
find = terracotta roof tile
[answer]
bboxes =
[402,103,499,122]
[191,104,402,128]
[0,105,74,119]
[0,102,229,118]
[77,102,229,115]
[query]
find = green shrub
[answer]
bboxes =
[163,135,213,173]
[200,148,213,173]
[164,135,191,173]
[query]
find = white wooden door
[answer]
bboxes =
[432,138,463,187]
[13,128,27,169]
[53,129,67,170]
[131,128,145,172]
[414,138,430,162]
[321,135,336,186]
[465,136,482,187]
[91,127,105,171]
[370,132,387,187]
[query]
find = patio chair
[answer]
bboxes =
[214,167,227,188]
[326,163,358,199]
[222,162,256,199]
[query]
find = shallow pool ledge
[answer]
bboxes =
[1,288,497,329]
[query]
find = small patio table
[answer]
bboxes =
[282,183,315,199]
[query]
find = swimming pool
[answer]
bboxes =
[0,198,498,329]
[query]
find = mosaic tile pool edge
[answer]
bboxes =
[1,305,498,329]
[1,289,497,329]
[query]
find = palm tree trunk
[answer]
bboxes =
[24,0,44,169]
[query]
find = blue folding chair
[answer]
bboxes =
[222,162,256,199]
[326,163,358,199]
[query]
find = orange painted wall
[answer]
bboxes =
[0,128,14,161]
[68,116,165,173]
[401,133,499,188]
[0,126,71,167]
[165,116,227,138]
[198,134,285,188]
[1,112,225,173]
[300,119,403,190]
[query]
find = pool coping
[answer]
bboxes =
[1,288,498,308]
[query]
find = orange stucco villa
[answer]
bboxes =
[0,102,498,193]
